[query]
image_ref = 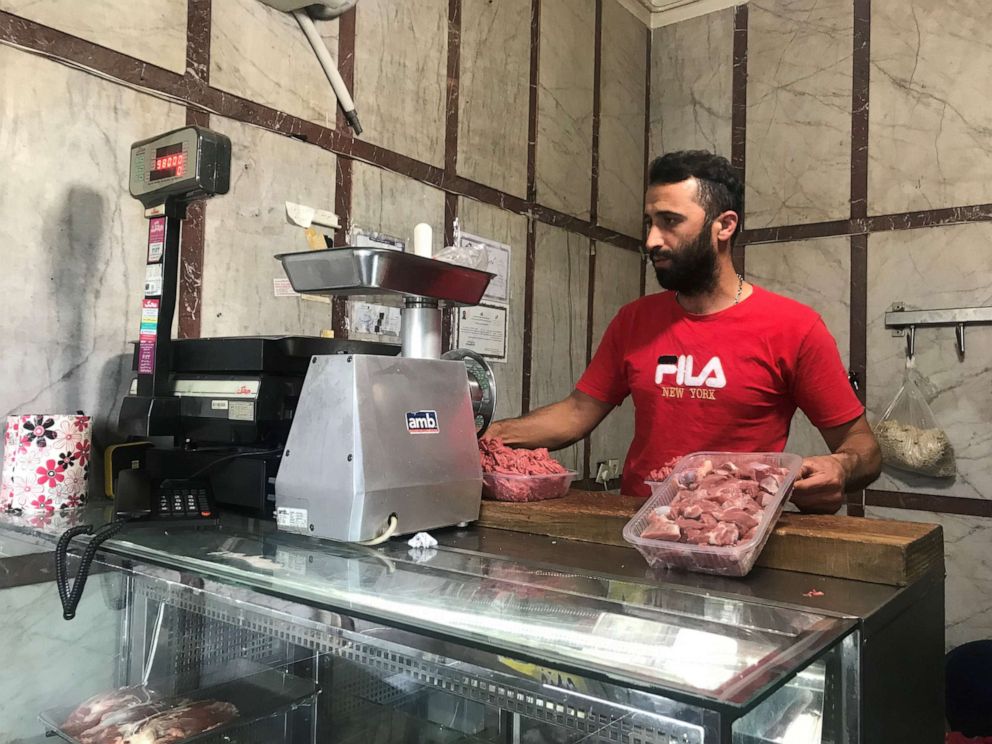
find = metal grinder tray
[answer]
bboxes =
[275,247,494,305]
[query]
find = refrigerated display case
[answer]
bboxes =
[0,505,936,744]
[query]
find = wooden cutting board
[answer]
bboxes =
[477,490,943,587]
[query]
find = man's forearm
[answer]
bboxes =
[486,391,615,451]
[834,435,882,492]
[487,403,585,450]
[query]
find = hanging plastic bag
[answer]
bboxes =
[873,358,955,478]
[432,219,489,271]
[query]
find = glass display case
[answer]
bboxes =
[0,509,860,744]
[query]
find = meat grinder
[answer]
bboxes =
[273,247,498,542]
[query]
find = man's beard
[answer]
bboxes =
[651,220,719,295]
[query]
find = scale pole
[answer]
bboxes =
[135,199,185,399]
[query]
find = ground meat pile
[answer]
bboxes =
[640,459,790,547]
[479,437,570,502]
[479,437,567,476]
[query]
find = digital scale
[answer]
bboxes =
[116,125,498,542]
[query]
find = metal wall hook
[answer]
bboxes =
[887,303,990,360]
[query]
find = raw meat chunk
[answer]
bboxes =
[759,476,781,494]
[714,508,759,530]
[63,687,156,737]
[129,701,239,744]
[708,522,740,546]
[642,517,681,541]
[78,700,178,744]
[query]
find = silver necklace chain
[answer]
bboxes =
[677,273,745,307]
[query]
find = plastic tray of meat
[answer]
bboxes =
[40,667,317,744]
[482,470,578,502]
[623,452,803,577]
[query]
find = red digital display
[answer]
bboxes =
[153,152,186,177]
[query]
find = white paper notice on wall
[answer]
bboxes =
[350,301,402,337]
[273,278,299,297]
[455,303,508,362]
[459,232,511,304]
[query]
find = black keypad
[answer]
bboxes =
[156,482,213,519]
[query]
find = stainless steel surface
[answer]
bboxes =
[400,298,442,359]
[275,248,495,305]
[275,355,482,541]
[442,349,498,436]
[887,303,992,358]
[885,304,992,328]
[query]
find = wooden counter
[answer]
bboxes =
[478,489,943,586]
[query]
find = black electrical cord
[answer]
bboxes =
[185,447,282,481]
[54,447,280,620]
[55,520,127,620]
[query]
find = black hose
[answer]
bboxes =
[55,520,127,620]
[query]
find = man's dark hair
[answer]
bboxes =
[648,151,744,243]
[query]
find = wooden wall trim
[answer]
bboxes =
[845,0,871,512]
[177,0,213,339]
[866,489,992,519]
[0,10,640,254]
[731,3,748,277]
[520,0,542,415]
[330,7,357,339]
[640,24,650,298]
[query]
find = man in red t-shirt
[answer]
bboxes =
[487,151,881,513]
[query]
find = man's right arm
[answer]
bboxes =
[485,389,615,451]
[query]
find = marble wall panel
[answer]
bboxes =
[457,200,529,421]
[535,0,595,219]
[588,243,642,477]
[200,119,337,338]
[346,162,447,340]
[867,225,992,499]
[531,224,590,474]
[0,579,120,739]
[350,162,446,246]
[0,0,187,72]
[745,0,852,229]
[746,237,851,457]
[0,48,186,468]
[211,0,339,127]
[868,506,992,651]
[457,0,531,199]
[649,8,734,158]
[598,0,647,238]
[353,0,447,166]
[869,0,992,216]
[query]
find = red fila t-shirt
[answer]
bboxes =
[576,286,864,498]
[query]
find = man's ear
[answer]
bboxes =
[715,211,739,243]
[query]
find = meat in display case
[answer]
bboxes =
[0,515,861,744]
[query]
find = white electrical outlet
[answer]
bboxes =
[607,459,620,479]
[595,462,610,484]
[596,460,620,484]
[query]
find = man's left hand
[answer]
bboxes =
[791,455,848,514]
